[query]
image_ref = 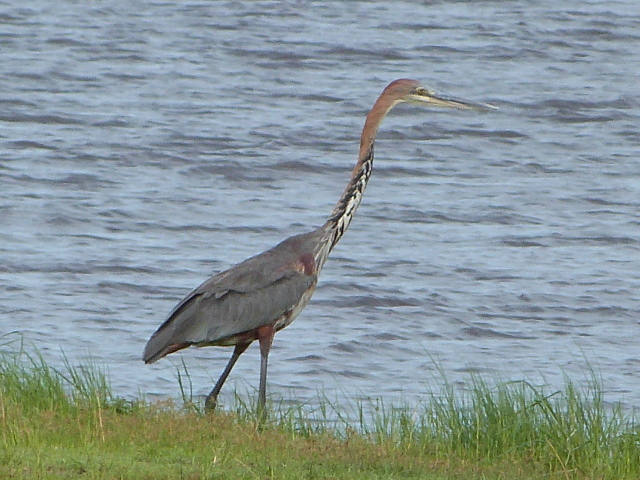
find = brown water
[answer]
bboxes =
[2,0,639,409]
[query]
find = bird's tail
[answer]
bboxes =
[142,326,189,364]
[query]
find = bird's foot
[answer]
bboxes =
[204,393,218,413]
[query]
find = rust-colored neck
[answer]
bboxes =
[323,90,399,252]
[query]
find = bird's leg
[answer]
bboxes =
[257,324,275,421]
[204,341,250,413]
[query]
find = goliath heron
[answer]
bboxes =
[143,79,491,413]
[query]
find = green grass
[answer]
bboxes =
[1,335,639,479]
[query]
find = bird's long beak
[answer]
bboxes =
[410,91,497,111]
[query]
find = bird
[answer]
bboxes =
[143,79,492,415]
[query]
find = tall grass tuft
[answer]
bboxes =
[0,335,73,414]
[358,372,640,478]
[0,334,136,416]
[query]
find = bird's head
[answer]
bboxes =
[384,78,496,111]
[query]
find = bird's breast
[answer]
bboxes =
[274,280,318,332]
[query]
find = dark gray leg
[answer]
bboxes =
[205,342,250,412]
[257,324,275,421]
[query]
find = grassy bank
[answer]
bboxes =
[1,339,639,479]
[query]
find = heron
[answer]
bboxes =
[143,79,492,414]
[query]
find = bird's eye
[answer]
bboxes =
[415,87,431,96]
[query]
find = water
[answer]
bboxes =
[2,1,639,409]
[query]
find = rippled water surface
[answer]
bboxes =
[2,1,639,409]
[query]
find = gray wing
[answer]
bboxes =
[143,245,315,363]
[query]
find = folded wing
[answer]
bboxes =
[143,240,315,364]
